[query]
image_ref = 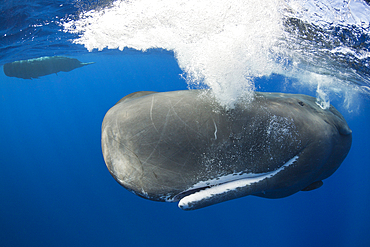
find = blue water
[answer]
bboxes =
[1,1,370,247]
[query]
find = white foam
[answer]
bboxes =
[63,0,370,108]
[316,83,331,110]
[178,155,298,209]
[285,0,370,27]
[63,0,284,107]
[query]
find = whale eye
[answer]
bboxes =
[298,101,304,106]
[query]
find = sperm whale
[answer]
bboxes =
[102,90,352,210]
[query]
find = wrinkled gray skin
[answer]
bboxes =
[3,56,94,79]
[102,90,352,210]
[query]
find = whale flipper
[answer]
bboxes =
[301,181,324,191]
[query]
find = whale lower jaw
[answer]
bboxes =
[177,156,299,211]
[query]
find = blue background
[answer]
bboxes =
[0,49,369,247]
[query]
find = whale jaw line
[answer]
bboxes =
[177,156,299,210]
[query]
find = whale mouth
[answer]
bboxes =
[172,172,278,202]
[172,171,277,202]
[173,186,212,201]
[174,155,299,210]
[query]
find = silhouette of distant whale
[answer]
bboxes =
[102,90,352,210]
[3,56,94,79]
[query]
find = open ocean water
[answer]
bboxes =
[1,0,370,246]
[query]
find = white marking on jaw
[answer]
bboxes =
[213,119,218,140]
[178,155,299,209]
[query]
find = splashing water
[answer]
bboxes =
[63,0,370,108]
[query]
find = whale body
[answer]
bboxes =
[101,90,352,210]
[3,56,94,79]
